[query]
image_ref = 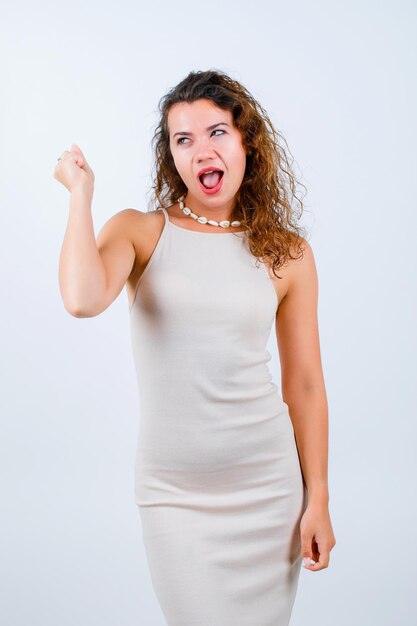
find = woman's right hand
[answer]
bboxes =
[53,143,95,194]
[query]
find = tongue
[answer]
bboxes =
[201,171,222,188]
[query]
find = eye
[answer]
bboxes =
[176,129,226,145]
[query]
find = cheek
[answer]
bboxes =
[230,150,247,177]
[171,151,186,175]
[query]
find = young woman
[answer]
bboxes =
[54,69,336,626]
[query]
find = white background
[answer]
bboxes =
[1,1,416,624]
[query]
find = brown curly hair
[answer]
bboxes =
[146,69,309,278]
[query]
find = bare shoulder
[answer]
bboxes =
[269,235,316,305]
[96,206,165,279]
[97,207,164,247]
[120,209,167,305]
[125,207,166,244]
[284,236,317,295]
[103,207,160,231]
[96,207,141,240]
[272,235,318,325]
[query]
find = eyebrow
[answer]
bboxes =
[173,122,230,138]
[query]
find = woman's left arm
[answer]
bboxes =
[275,239,336,572]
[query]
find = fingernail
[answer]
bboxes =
[303,557,314,567]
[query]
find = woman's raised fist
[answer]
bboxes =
[53,143,95,194]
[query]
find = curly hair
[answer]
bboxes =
[146,69,309,278]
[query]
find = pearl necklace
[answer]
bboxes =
[178,196,242,229]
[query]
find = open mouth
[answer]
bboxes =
[199,170,224,191]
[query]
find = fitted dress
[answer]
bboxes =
[129,206,307,626]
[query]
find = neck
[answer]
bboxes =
[181,194,235,222]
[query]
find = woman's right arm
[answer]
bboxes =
[55,144,136,317]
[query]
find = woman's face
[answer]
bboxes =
[168,98,247,212]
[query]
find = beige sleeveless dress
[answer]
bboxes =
[129,207,306,626]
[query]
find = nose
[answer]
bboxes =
[195,152,218,169]
[194,137,218,163]
[196,153,216,166]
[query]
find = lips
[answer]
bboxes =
[198,171,224,195]
[197,166,224,179]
